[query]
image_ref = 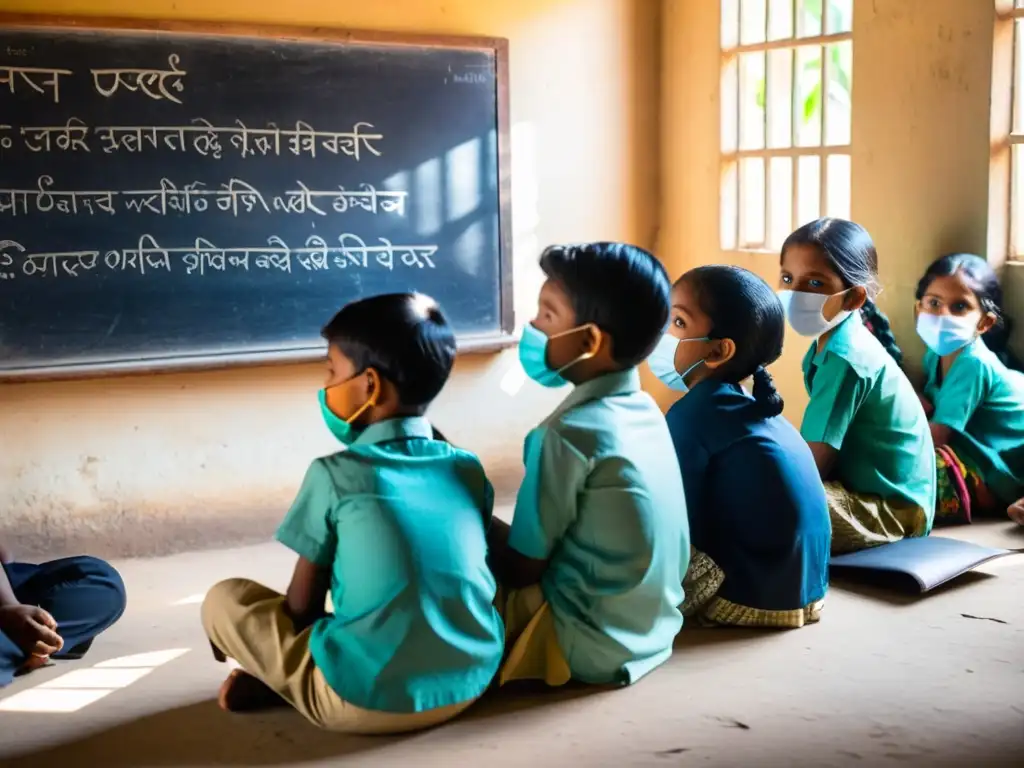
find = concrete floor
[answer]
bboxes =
[1,523,1023,768]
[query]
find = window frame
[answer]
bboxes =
[720,0,853,253]
[1006,2,1024,261]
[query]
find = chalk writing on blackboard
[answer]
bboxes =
[0,65,71,103]
[0,176,408,218]
[3,118,385,159]
[0,234,439,281]
[91,54,187,104]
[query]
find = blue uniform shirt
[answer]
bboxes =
[276,417,504,713]
[508,368,690,686]
[666,379,830,612]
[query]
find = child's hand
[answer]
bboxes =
[0,604,64,657]
[1008,498,1024,526]
[918,393,934,418]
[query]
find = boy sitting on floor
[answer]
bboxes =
[489,242,690,688]
[202,293,504,733]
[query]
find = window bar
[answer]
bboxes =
[735,0,744,247]
[820,3,831,218]
[763,46,771,249]
[790,2,800,234]
[818,45,829,218]
[1013,20,1021,258]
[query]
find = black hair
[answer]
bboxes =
[682,265,785,418]
[539,242,671,368]
[915,253,1023,370]
[321,292,456,410]
[782,217,903,365]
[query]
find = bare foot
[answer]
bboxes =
[14,654,52,677]
[217,669,286,712]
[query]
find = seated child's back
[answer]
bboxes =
[203,293,503,732]
[279,417,499,712]
[651,266,829,628]
[494,243,689,687]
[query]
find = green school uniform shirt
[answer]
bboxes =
[275,417,504,714]
[508,368,690,686]
[801,312,936,528]
[923,338,1024,503]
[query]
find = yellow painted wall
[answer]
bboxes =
[660,0,1000,417]
[3,0,1013,556]
[0,0,663,556]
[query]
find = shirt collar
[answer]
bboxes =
[803,311,863,372]
[554,367,641,416]
[353,416,434,447]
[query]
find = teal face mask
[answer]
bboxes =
[518,323,600,388]
[647,332,710,393]
[318,372,377,446]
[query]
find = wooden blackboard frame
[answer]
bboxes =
[0,14,515,383]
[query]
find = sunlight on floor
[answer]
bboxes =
[0,648,191,714]
[172,593,207,606]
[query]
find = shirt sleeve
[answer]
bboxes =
[800,355,868,450]
[508,426,587,561]
[451,449,495,527]
[275,459,338,568]
[932,354,988,433]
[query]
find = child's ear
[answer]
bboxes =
[845,285,868,311]
[978,312,998,335]
[364,367,382,403]
[583,324,605,357]
[704,338,737,370]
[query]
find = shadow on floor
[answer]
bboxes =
[0,698,393,767]
[829,568,1000,605]
[0,683,606,767]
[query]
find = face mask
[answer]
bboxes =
[319,372,378,446]
[916,312,980,357]
[777,289,852,338]
[647,332,710,393]
[518,323,600,388]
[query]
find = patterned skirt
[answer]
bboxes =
[935,444,991,526]
[681,548,823,630]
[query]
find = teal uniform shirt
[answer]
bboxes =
[508,368,690,686]
[924,337,1024,503]
[801,312,936,528]
[276,417,504,713]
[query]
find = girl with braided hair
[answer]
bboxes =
[778,218,935,554]
[649,265,830,628]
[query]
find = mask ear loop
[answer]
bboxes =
[550,323,603,376]
[343,369,381,425]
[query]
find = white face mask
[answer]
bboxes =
[916,313,980,357]
[777,289,851,338]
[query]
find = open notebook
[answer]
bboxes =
[829,536,1022,593]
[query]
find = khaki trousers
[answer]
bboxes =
[201,578,474,734]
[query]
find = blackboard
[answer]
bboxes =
[0,16,513,380]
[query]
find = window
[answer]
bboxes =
[1009,1,1024,258]
[720,0,853,252]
